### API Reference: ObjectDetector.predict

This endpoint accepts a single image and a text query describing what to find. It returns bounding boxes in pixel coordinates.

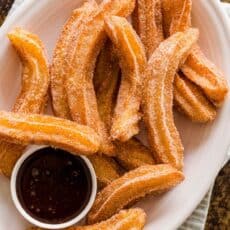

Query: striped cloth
[7,0,230,229]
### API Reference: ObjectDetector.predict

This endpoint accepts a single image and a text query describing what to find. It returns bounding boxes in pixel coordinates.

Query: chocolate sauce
[16,147,92,224]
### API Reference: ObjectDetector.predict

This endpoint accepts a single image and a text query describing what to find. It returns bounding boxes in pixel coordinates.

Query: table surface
[0,1,229,229]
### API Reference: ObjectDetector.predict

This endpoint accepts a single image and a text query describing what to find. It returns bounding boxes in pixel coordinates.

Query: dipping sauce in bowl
[11,146,97,229]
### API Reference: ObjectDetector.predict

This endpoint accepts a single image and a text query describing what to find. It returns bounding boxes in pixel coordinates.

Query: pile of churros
[0,0,228,229]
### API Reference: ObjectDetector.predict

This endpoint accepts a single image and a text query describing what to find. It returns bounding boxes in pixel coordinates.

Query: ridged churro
[65,0,135,155]
[181,46,229,107]
[105,16,147,142]
[91,41,123,189]
[88,155,123,189]
[132,0,164,58]
[87,164,184,224]
[143,29,199,170]
[162,0,228,106]
[115,138,155,170]
[174,73,216,122]
[94,42,154,176]
[0,28,50,177]
[0,111,100,156]
[50,1,97,119]
[29,208,146,230]
[133,0,216,123]
[162,0,192,36]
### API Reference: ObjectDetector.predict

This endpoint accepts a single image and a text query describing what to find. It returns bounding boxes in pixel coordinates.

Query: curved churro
[94,42,154,175]
[65,0,135,154]
[181,47,229,107]
[143,29,199,170]
[162,0,228,106]
[132,0,164,59]
[29,208,146,230]
[50,0,97,119]
[87,164,184,224]
[0,111,100,156]
[104,16,147,142]
[88,155,123,189]
[115,138,155,170]
[0,28,50,177]
[132,0,215,123]
[174,73,216,122]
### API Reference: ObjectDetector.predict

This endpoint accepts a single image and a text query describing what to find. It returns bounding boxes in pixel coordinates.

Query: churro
[29,208,146,230]
[88,155,123,189]
[65,0,135,154]
[104,16,147,142]
[162,0,228,106]
[87,164,184,224]
[0,111,100,156]
[0,28,50,177]
[143,29,199,170]
[181,47,229,107]
[115,138,155,170]
[162,0,192,36]
[133,0,216,123]
[94,41,154,175]
[174,73,216,122]
[50,0,97,119]
[132,0,164,59]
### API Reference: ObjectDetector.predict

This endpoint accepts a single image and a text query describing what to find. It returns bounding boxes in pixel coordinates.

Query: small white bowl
[10,145,97,230]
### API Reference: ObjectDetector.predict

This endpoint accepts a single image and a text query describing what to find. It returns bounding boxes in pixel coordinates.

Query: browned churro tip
[0,111,100,156]
[143,29,199,171]
[87,164,184,224]
[104,15,147,142]
[0,28,50,178]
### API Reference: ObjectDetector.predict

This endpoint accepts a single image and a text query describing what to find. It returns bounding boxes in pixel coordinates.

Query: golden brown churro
[133,0,216,123]
[91,41,123,188]
[104,16,147,142]
[0,111,100,156]
[143,29,199,170]
[0,28,50,177]
[162,0,192,36]
[50,0,97,119]
[132,0,164,58]
[65,0,135,155]
[94,42,154,178]
[174,73,216,122]
[29,208,146,230]
[115,138,155,170]
[87,164,184,224]
[88,155,123,189]
[181,46,229,107]
[162,0,228,106]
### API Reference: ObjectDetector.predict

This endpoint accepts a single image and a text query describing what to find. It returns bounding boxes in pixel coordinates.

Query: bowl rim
[10,145,97,229]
